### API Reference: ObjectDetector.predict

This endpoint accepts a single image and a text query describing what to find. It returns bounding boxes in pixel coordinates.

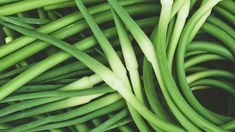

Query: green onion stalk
[0,0,234,131]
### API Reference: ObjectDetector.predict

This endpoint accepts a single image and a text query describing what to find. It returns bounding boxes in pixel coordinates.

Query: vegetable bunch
[0,0,234,131]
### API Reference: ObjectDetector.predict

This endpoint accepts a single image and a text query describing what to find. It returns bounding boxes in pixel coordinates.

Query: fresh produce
[0,0,234,131]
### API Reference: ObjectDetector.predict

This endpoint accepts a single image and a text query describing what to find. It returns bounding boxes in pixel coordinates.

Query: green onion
[0,0,234,131]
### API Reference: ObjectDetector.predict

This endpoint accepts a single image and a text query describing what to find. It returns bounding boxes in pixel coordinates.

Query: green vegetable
[0,0,234,131]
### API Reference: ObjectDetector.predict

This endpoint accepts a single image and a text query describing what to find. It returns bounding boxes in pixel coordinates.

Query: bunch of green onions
[0,0,234,131]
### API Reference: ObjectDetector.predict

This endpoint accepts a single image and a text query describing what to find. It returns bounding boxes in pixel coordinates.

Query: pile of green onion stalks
[0,0,234,131]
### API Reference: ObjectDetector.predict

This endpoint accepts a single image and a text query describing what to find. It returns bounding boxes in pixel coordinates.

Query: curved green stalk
[190,79,235,96]
[108,0,200,131]
[0,18,184,132]
[6,94,123,132]
[167,0,190,69]
[91,109,128,132]
[156,0,227,131]
[0,1,156,59]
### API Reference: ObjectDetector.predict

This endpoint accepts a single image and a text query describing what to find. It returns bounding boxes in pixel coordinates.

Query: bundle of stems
[0,0,234,131]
